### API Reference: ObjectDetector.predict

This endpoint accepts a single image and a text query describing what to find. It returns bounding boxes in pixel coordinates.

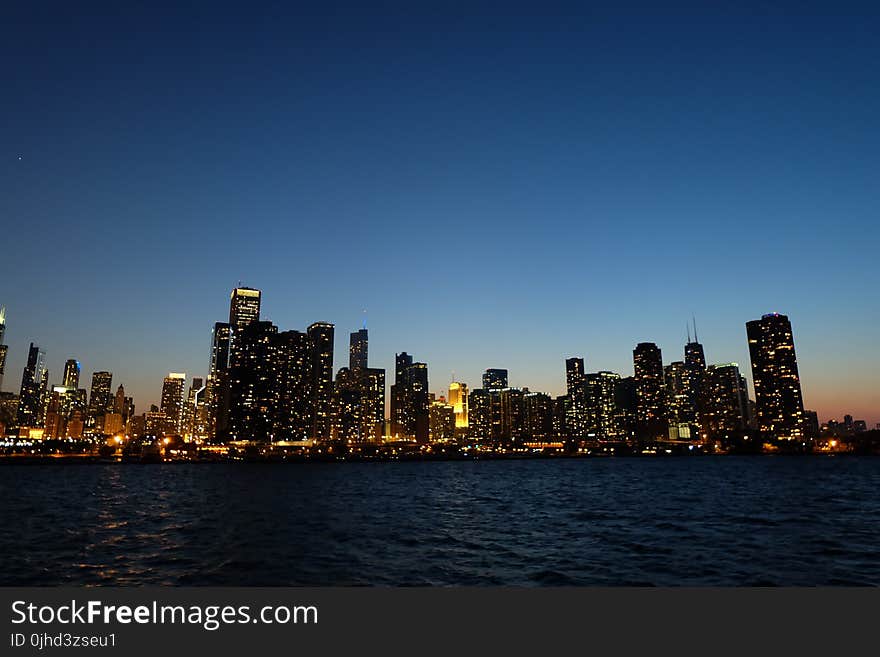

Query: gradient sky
[1,2,878,426]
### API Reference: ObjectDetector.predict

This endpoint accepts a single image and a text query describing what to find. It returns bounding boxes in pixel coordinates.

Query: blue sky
[1,2,878,424]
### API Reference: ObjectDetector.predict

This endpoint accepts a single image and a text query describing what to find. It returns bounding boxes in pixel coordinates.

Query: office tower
[183,377,205,438]
[746,313,806,440]
[207,321,232,441]
[113,385,126,416]
[349,328,368,371]
[467,388,491,441]
[614,376,638,441]
[684,324,707,432]
[448,381,469,428]
[160,373,187,436]
[633,342,667,440]
[429,396,456,442]
[390,353,429,442]
[583,371,623,439]
[0,306,7,391]
[227,321,278,442]
[273,329,313,441]
[17,343,46,428]
[62,359,80,389]
[499,388,525,445]
[702,363,750,444]
[333,367,361,441]
[482,368,508,391]
[358,367,386,441]
[803,410,819,439]
[308,322,335,440]
[229,287,261,330]
[523,391,554,442]
[664,361,697,440]
[87,371,113,426]
[565,358,585,395]
[552,395,569,440]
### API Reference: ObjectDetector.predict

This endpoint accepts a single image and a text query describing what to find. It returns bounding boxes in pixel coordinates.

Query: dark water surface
[2,457,879,586]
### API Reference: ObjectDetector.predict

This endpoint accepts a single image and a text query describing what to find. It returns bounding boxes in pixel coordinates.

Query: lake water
[2,456,879,585]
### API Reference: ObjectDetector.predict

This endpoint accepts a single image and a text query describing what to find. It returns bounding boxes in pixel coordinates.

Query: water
[2,456,879,586]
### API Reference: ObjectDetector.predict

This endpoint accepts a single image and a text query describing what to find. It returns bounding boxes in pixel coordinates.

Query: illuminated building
[746,313,806,441]
[103,412,123,436]
[145,410,167,436]
[391,353,429,442]
[62,359,80,389]
[228,321,278,441]
[87,371,113,427]
[583,371,623,439]
[308,322,335,441]
[332,367,360,441]
[429,395,455,442]
[160,373,187,435]
[633,342,667,441]
[229,287,261,331]
[565,358,587,439]
[523,391,554,442]
[207,321,232,441]
[702,363,750,444]
[273,329,313,441]
[448,381,468,428]
[17,343,46,428]
[358,367,386,440]
[664,361,697,441]
[349,328,368,371]
[113,384,126,416]
[183,377,206,438]
[467,388,491,441]
[552,395,569,440]
[0,306,7,391]
[482,368,508,391]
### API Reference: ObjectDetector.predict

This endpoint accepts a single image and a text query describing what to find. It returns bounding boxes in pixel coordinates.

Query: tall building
[308,322,335,440]
[229,287,261,331]
[482,369,508,391]
[684,324,707,435]
[702,363,750,444]
[0,306,7,392]
[633,343,666,441]
[664,361,697,440]
[583,371,623,439]
[228,321,278,441]
[565,358,585,395]
[17,343,46,428]
[390,353,429,442]
[428,395,456,442]
[523,391,554,442]
[273,329,313,441]
[207,321,232,441]
[87,371,113,427]
[62,359,80,389]
[448,381,469,428]
[358,367,386,441]
[160,373,187,435]
[746,313,806,441]
[349,328,368,371]
[565,358,587,439]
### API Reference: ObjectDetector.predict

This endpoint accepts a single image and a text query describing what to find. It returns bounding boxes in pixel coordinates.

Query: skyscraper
[482,369,508,391]
[390,353,429,442]
[87,371,113,427]
[0,306,8,392]
[349,328,368,371]
[308,322,335,440]
[62,359,80,389]
[583,371,623,439]
[448,381,469,428]
[274,329,313,441]
[565,358,587,440]
[664,360,696,440]
[160,373,187,436]
[17,343,45,428]
[565,358,585,395]
[227,321,278,442]
[633,342,667,441]
[702,363,750,444]
[207,321,232,441]
[746,313,806,441]
[229,287,261,331]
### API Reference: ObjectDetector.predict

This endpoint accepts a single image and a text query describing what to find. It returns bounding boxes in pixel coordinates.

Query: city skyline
[0,295,875,431]
[1,4,878,426]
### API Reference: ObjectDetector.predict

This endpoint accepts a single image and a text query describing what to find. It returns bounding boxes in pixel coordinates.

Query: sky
[1,2,878,426]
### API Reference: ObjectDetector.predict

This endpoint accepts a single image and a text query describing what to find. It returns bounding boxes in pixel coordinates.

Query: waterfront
[1,456,879,586]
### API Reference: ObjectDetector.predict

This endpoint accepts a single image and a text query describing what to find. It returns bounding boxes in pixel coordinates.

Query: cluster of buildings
[0,293,874,452]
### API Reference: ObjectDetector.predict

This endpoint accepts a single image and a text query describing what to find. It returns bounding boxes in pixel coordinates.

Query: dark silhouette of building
[702,363,750,445]
[17,343,46,428]
[391,352,429,442]
[633,342,667,440]
[62,359,80,389]
[349,328,368,371]
[482,368,509,391]
[87,370,113,428]
[308,322,335,440]
[746,313,805,441]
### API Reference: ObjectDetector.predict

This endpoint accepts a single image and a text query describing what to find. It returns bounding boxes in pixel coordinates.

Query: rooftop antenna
[686,322,691,344]
[362,308,367,330]
[693,316,699,343]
